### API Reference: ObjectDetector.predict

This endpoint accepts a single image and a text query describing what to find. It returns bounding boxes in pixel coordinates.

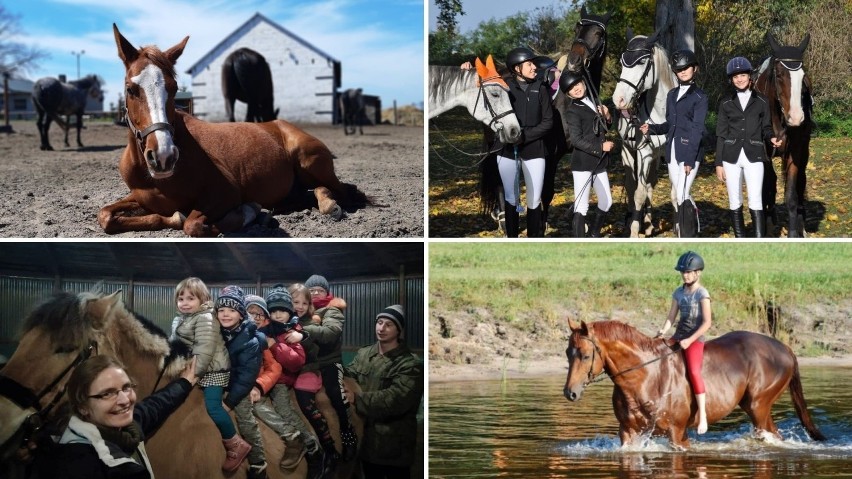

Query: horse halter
[474,75,515,132]
[124,106,176,153]
[0,341,97,449]
[572,334,681,386]
[571,335,607,385]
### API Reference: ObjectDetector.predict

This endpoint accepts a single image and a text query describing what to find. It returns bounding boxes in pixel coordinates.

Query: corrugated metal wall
[0,275,424,359]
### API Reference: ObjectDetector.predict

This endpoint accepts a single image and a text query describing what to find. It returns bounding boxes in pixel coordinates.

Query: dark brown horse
[563,320,825,448]
[480,7,610,235]
[222,47,278,122]
[339,88,365,135]
[754,33,813,237]
[0,288,362,478]
[98,25,370,237]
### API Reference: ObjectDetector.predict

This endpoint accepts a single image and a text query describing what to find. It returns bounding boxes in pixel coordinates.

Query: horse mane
[652,44,676,92]
[429,66,475,105]
[590,320,660,352]
[22,292,92,350]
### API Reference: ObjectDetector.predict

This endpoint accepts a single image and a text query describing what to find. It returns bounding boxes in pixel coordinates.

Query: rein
[576,335,680,385]
[124,106,175,153]
[616,48,657,151]
[473,75,515,131]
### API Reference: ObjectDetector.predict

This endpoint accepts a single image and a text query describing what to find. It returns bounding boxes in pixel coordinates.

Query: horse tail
[788,357,826,441]
[478,125,501,215]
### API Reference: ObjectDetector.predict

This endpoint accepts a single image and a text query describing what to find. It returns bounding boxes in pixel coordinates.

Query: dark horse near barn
[31,74,103,150]
[564,320,826,448]
[479,6,610,236]
[754,33,813,237]
[98,24,371,237]
[222,47,278,122]
[340,88,366,135]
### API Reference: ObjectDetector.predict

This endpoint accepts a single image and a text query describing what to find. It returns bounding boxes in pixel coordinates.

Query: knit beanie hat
[376,304,405,339]
[216,285,246,319]
[265,284,294,313]
[244,294,270,318]
[305,274,330,292]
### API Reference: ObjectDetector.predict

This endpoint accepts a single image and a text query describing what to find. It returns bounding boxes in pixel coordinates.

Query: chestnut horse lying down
[99,25,371,237]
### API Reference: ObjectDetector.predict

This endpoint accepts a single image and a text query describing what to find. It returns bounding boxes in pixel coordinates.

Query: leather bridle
[473,75,515,133]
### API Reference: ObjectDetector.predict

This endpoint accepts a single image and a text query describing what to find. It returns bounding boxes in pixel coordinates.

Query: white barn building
[186,13,341,123]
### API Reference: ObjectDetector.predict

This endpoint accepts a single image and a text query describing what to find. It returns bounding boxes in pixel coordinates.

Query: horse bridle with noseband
[573,18,608,68]
[617,46,657,151]
[473,75,516,133]
[124,106,175,154]
[0,341,97,450]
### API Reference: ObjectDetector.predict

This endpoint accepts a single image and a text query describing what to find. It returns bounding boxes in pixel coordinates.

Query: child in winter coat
[216,286,264,476]
[303,274,358,460]
[170,278,249,472]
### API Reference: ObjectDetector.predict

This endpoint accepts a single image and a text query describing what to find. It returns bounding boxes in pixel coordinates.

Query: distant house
[0,77,35,119]
[185,12,342,124]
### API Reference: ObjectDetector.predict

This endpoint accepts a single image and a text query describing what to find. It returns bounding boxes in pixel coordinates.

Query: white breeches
[723,157,764,210]
[572,171,612,215]
[497,155,545,209]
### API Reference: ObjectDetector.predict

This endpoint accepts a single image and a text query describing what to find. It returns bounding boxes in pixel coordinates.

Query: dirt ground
[0,120,423,238]
[429,302,852,383]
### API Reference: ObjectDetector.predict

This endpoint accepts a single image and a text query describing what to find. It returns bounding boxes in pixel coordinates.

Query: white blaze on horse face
[130,64,179,176]
[786,68,805,126]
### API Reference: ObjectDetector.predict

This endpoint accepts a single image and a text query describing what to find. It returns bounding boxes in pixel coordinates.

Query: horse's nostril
[145,150,157,168]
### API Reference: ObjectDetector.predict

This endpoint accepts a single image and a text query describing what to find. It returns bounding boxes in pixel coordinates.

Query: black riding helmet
[559,69,585,93]
[675,251,705,272]
[671,49,698,72]
[505,47,554,72]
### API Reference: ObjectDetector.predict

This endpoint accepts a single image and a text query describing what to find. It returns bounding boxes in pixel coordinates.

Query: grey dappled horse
[32,75,103,150]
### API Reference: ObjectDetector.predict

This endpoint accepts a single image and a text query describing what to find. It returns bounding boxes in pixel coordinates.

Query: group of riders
[474,44,780,239]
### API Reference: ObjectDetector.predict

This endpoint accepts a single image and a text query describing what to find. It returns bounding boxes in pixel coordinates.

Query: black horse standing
[221,47,278,122]
[339,88,365,135]
[32,75,103,150]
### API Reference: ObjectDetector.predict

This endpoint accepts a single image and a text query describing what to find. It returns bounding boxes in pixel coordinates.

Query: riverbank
[429,352,852,383]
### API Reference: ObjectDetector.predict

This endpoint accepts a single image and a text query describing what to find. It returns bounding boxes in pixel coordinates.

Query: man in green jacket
[344,305,423,479]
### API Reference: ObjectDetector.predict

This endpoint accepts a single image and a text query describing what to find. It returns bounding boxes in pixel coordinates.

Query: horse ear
[568,317,581,332]
[646,27,662,46]
[164,36,190,66]
[580,5,587,18]
[766,32,782,55]
[798,33,810,53]
[113,23,139,67]
[579,320,590,336]
[81,290,123,330]
[626,27,634,42]
[602,12,612,24]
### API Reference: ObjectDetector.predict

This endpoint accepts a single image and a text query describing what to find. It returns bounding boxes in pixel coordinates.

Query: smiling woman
[30,355,198,479]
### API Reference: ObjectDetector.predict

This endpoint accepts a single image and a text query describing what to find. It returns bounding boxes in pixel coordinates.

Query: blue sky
[428,0,558,34]
[8,0,424,108]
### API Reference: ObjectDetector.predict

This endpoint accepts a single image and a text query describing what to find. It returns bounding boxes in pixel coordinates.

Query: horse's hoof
[330,204,344,221]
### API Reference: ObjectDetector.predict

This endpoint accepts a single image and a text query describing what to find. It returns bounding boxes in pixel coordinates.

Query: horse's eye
[583,355,591,361]
[126,85,138,97]
[54,344,77,354]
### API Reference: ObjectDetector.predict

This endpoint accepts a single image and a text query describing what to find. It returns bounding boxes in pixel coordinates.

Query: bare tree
[0,5,47,76]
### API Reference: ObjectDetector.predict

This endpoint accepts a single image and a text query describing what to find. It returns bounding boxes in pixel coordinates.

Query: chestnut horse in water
[563,320,825,448]
[0,289,361,478]
[99,25,370,236]
[754,33,813,237]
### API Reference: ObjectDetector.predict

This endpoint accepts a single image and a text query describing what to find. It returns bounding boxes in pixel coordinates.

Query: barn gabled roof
[185,12,339,76]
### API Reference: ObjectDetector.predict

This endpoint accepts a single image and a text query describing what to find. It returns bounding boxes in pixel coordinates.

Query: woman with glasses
[34,355,197,479]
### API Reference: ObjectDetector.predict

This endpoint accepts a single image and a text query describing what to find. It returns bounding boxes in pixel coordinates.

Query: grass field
[430,242,852,340]
[428,108,852,238]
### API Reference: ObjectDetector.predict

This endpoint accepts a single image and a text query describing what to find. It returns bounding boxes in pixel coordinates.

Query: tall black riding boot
[750,209,766,238]
[589,208,607,238]
[540,203,549,236]
[526,206,542,238]
[504,201,520,238]
[730,207,746,238]
[572,212,586,238]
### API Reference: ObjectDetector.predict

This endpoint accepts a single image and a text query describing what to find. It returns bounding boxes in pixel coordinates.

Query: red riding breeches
[682,341,706,394]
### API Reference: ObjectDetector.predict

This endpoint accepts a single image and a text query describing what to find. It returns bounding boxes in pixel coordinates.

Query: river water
[429,365,852,478]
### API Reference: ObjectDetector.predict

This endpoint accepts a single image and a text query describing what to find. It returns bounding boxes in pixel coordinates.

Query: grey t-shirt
[671,285,710,342]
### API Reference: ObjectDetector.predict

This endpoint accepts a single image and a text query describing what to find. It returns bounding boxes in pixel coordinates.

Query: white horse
[611,30,676,237]
[428,55,521,144]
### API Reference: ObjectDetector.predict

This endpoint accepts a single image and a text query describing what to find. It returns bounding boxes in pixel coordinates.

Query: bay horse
[32,74,103,150]
[754,33,813,238]
[222,47,279,122]
[99,25,371,236]
[339,88,365,135]
[480,8,611,236]
[612,29,676,237]
[428,55,521,145]
[0,287,362,479]
[563,319,826,449]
